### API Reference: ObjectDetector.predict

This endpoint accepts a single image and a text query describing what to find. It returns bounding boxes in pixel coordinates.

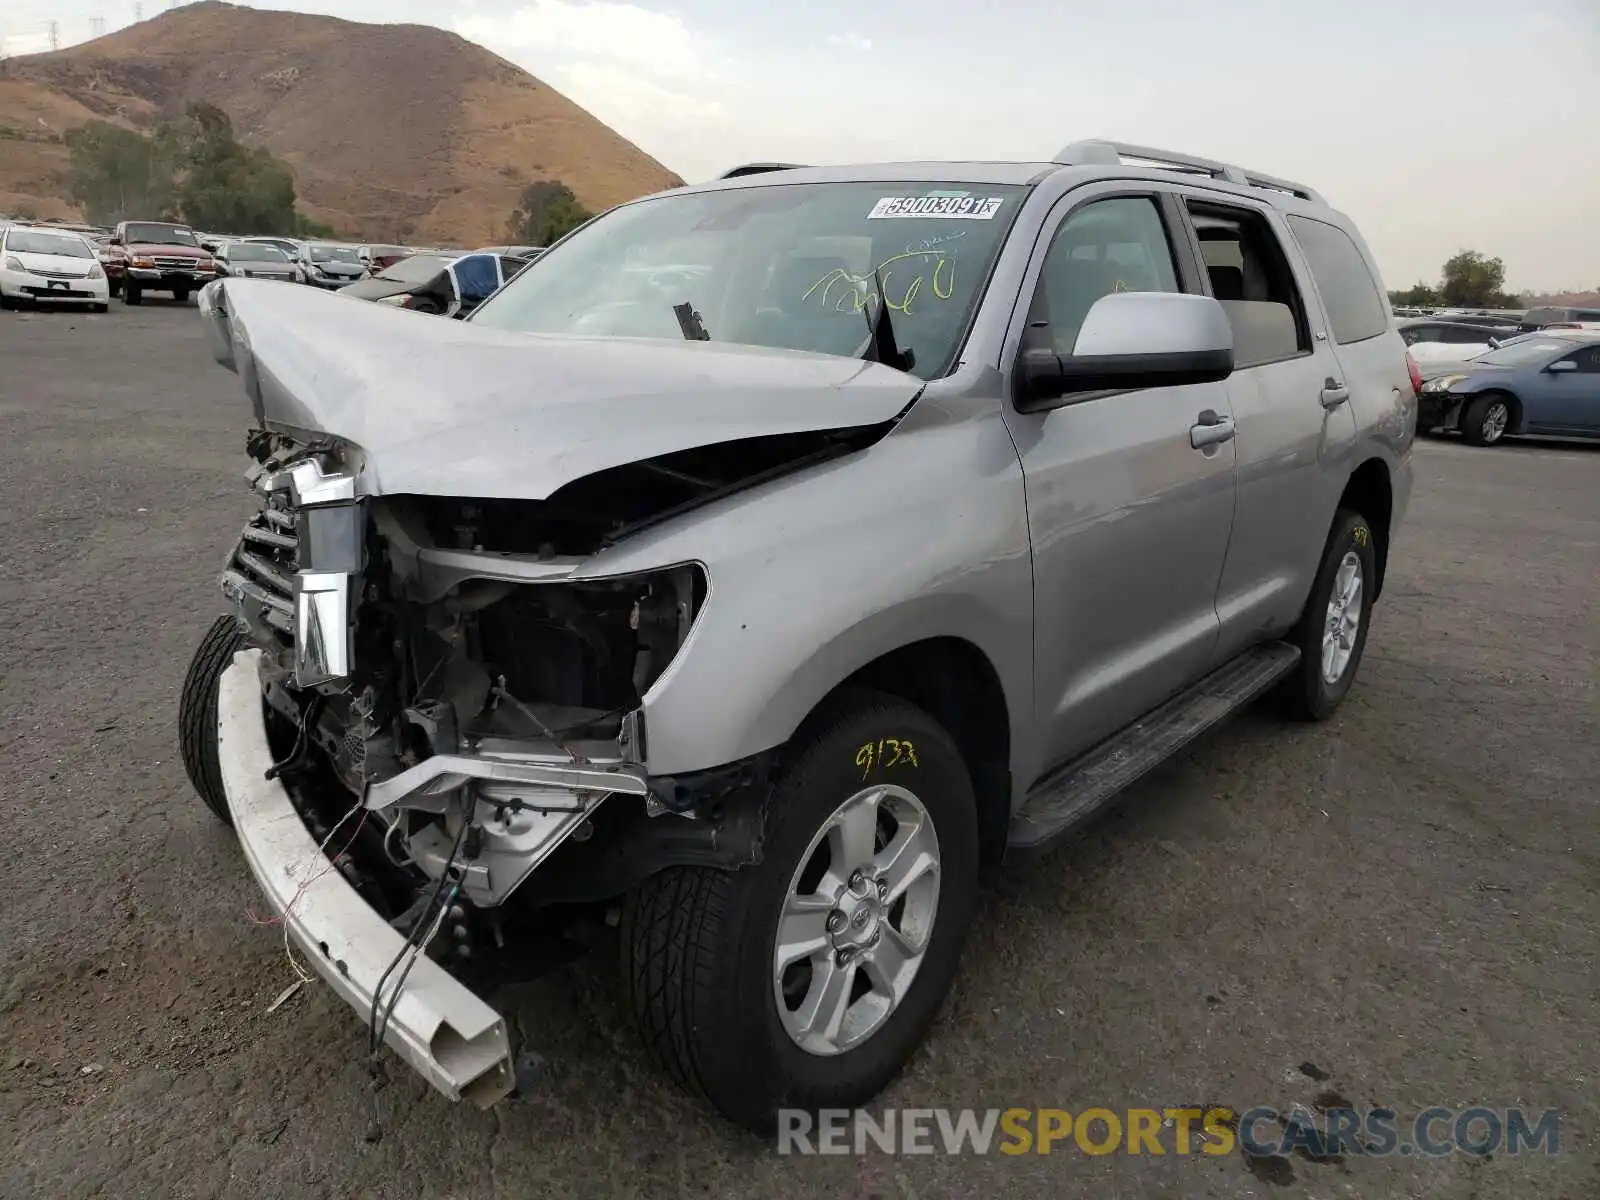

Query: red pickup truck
[106,220,217,305]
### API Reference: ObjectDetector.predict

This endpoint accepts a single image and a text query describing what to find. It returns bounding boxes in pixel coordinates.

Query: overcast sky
[7,0,1597,290]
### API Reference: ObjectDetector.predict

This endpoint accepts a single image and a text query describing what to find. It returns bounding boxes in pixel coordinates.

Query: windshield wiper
[673,300,710,341]
[861,268,915,372]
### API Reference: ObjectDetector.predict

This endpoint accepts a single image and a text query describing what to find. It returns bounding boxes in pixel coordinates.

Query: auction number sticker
[868,195,1005,220]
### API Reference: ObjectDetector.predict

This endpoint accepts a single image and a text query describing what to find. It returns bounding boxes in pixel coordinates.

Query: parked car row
[0,215,546,314]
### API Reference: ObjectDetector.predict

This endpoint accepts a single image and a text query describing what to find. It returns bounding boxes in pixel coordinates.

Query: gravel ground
[1,301,1596,1200]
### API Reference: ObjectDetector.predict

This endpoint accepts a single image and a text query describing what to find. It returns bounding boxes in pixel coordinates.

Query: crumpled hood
[199,278,923,500]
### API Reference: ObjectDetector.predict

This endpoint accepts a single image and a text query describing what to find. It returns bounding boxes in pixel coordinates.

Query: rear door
[1000,184,1239,769]
[1164,193,1360,657]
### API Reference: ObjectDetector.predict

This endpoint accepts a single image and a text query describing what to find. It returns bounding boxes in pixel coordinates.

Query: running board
[1008,641,1301,853]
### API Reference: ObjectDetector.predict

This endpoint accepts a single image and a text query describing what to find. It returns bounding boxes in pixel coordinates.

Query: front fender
[581,408,1034,781]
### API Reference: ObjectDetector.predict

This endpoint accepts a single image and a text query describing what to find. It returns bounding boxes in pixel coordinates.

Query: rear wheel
[1276,509,1377,721]
[621,690,979,1132]
[178,616,247,825]
[1461,393,1512,446]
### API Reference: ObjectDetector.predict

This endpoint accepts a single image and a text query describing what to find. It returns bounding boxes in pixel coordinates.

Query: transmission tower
[48,19,59,49]
[91,16,107,37]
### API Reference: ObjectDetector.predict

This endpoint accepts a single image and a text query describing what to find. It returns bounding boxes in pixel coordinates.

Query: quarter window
[1031,197,1181,356]
[1286,215,1389,345]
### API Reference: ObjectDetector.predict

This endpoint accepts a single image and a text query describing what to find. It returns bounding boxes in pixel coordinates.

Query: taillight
[1406,350,1422,396]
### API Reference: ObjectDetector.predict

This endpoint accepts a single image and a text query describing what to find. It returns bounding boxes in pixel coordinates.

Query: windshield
[376,254,452,284]
[124,223,198,246]
[472,181,1028,379]
[228,244,288,262]
[7,230,93,258]
[1472,338,1573,367]
[310,244,361,263]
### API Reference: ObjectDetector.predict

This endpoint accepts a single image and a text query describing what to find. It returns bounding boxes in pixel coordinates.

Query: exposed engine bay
[222,430,743,924]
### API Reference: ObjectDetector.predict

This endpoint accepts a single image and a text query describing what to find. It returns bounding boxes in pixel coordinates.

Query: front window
[6,230,93,258]
[124,223,198,246]
[310,245,361,263]
[228,244,289,262]
[471,181,1029,379]
[1472,338,1573,367]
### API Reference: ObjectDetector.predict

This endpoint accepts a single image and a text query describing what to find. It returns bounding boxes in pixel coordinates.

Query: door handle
[1320,378,1351,409]
[1190,409,1235,448]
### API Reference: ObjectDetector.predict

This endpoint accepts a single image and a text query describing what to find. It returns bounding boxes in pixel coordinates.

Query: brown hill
[0,0,684,241]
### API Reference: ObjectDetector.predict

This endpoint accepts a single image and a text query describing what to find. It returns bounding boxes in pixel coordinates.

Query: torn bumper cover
[216,648,515,1108]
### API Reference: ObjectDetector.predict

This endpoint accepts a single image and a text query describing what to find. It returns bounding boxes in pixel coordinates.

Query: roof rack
[1051,139,1323,204]
[717,162,810,179]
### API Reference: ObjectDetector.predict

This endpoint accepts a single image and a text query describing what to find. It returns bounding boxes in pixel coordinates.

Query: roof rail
[1051,139,1323,204]
[717,162,810,179]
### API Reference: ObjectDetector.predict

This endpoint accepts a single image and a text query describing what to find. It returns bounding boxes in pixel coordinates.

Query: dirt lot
[1,301,1595,1200]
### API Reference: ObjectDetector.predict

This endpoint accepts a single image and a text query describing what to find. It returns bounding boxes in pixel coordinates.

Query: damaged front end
[214,432,770,1108]
[222,426,745,898]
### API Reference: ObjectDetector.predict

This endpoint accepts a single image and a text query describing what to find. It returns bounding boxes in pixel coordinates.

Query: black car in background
[214,242,304,282]
[337,251,530,316]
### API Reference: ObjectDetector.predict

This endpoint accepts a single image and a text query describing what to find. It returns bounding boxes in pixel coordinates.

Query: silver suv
[182,140,1415,1132]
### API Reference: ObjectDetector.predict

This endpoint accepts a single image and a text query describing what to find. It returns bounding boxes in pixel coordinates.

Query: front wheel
[124,284,142,306]
[1460,393,1512,446]
[1277,509,1377,721]
[178,616,247,824]
[621,691,979,1132]
[173,286,190,305]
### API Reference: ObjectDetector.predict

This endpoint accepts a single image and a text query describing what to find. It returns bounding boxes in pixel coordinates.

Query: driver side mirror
[1547,359,1577,373]
[1015,291,1236,411]
[109,236,122,246]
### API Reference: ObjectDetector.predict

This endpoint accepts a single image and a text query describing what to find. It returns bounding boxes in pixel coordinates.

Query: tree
[507,180,593,245]
[1389,282,1440,307]
[171,102,299,234]
[61,119,180,225]
[1440,250,1507,308]
[57,103,309,234]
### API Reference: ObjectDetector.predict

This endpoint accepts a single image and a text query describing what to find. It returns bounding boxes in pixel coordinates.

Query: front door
[1525,345,1600,434]
[1001,187,1239,776]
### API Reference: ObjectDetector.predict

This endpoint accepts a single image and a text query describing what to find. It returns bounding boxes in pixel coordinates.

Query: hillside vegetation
[0,1,682,241]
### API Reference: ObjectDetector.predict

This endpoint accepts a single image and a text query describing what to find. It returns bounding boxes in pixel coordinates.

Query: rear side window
[1286,215,1388,345]
[1186,200,1310,368]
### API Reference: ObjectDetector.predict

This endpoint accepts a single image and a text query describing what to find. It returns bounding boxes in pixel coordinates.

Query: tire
[173,287,190,305]
[0,295,13,311]
[1276,509,1377,721]
[411,298,443,315]
[179,615,248,825]
[620,690,980,1132]
[108,281,122,298]
[124,284,142,306]
[1460,392,1513,446]
[91,303,109,314]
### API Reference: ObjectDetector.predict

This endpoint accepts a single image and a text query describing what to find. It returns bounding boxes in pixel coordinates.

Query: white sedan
[0,226,111,311]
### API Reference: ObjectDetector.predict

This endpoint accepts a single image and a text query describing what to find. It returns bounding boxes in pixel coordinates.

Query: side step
[1008,641,1301,853]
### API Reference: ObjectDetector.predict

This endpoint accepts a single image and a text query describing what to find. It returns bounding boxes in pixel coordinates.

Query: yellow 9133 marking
[855,738,920,780]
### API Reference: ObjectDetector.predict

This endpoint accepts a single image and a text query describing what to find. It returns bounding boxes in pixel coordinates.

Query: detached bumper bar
[216,649,515,1107]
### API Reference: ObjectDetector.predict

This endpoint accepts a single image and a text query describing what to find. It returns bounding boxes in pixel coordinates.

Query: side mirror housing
[109,235,123,246]
[1014,291,1236,412]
